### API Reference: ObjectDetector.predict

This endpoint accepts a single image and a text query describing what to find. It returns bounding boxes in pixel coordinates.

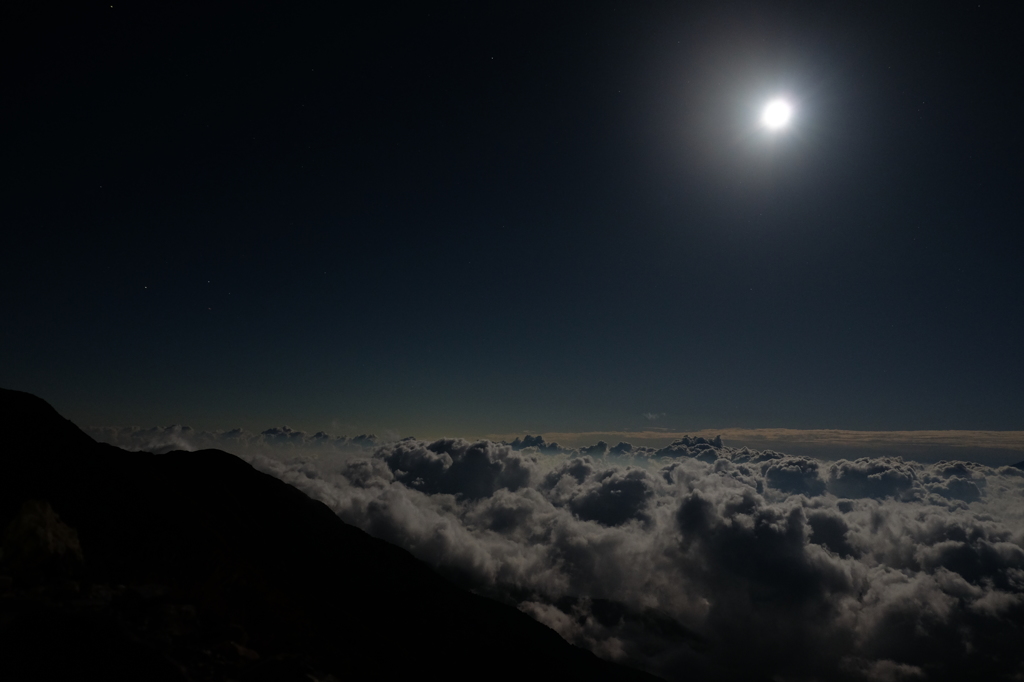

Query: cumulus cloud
[535,456,664,530]
[506,434,571,454]
[378,438,537,499]
[91,424,1024,681]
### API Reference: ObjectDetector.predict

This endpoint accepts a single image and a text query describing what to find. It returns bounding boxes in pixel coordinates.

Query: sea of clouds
[91,425,1024,682]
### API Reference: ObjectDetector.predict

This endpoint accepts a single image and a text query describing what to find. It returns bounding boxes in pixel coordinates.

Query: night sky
[4,1,1023,439]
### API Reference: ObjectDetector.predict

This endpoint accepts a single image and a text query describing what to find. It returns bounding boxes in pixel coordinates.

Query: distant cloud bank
[90,427,1024,681]
[489,429,1024,466]
[86,424,378,456]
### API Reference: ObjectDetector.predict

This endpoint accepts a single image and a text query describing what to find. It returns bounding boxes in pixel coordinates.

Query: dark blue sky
[3,1,1022,436]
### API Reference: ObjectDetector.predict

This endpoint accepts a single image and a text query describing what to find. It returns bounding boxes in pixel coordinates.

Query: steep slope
[0,388,661,681]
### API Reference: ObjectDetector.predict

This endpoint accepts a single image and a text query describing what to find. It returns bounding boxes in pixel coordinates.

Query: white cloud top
[92,427,1024,681]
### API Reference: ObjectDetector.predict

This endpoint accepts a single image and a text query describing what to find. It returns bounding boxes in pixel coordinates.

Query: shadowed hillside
[0,388,661,681]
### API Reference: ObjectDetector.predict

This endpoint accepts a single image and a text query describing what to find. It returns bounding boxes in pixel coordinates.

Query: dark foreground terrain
[0,388,660,681]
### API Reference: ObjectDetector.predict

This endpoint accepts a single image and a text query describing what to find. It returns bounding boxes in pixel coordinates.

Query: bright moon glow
[761,99,793,130]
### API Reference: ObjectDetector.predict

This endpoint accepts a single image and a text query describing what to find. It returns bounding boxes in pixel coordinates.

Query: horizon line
[482,428,1024,451]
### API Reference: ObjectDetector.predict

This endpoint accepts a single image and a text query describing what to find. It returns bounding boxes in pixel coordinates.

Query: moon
[761,99,793,130]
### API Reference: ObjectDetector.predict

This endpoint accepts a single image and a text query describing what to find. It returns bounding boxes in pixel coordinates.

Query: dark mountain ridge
[0,388,660,681]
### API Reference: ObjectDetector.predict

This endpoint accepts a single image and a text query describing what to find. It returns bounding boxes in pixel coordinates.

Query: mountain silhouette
[0,388,661,681]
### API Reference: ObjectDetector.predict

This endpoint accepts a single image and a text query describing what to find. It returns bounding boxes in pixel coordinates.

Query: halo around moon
[760,99,793,130]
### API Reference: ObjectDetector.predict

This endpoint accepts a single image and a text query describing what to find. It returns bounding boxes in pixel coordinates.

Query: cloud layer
[86,424,378,456]
[94,428,1024,681]
[488,429,1024,466]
